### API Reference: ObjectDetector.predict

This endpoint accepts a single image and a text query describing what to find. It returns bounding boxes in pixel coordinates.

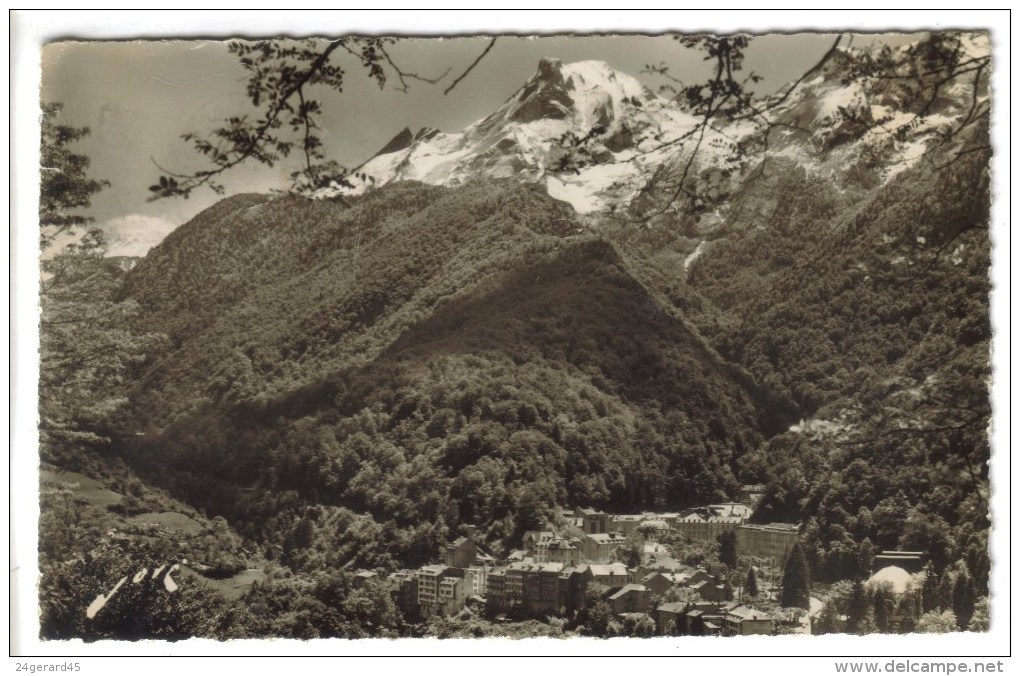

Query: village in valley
[354,485,925,637]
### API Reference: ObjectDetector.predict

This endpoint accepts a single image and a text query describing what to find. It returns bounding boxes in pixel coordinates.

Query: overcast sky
[41,32,918,256]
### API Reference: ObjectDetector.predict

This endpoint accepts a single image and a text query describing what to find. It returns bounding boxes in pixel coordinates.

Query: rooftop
[657,602,688,613]
[586,532,628,543]
[523,530,555,543]
[868,565,913,594]
[507,561,566,573]
[739,522,800,532]
[547,539,577,550]
[608,584,647,600]
[643,556,685,571]
[726,604,773,622]
[588,562,629,576]
[677,514,743,524]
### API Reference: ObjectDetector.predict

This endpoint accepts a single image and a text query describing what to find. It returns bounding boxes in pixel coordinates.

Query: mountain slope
[122,180,577,424]
[118,179,770,567]
[680,117,992,583]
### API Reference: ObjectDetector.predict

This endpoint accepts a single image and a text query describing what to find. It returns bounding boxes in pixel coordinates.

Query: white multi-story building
[416,564,448,607]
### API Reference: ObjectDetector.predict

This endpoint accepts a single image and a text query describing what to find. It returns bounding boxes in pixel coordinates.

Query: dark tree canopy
[846,577,871,634]
[781,542,811,610]
[745,566,759,598]
[718,529,737,569]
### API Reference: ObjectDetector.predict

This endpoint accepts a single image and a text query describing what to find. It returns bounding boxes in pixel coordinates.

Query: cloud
[100,214,179,257]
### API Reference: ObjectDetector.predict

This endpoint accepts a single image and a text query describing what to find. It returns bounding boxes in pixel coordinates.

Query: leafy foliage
[39,537,226,641]
[915,609,958,634]
[39,103,110,246]
[149,38,492,199]
[40,232,167,456]
[744,566,759,598]
[38,104,168,457]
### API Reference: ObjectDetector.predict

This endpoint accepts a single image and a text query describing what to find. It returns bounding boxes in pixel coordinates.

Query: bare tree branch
[445,37,497,96]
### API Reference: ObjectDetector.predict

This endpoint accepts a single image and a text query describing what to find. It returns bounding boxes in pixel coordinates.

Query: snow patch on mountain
[816,81,867,119]
[684,240,707,273]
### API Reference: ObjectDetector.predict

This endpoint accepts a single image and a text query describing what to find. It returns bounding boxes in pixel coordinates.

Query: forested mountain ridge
[683,118,992,585]
[120,181,576,424]
[116,179,775,569]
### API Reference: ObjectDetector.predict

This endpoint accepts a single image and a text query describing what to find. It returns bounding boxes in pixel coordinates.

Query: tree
[781,542,811,610]
[40,102,109,247]
[915,609,958,634]
[745,566,759,598]
[148,37,496,200]
[718,529,737,569]
[510,490,546,547]
[614,533,643,568]
[857,537,876,578]
[846,577,872,634]
[920,561,941,613]
[339,581,402,638]
[39,232,167,456]
[39,539,227,640]
[577,582,611,638]
[642,31,991,216]
[38,104,167,459]
[621,612,656,637]
[661,584,699,608]
[967,596,989,632]
[951,565,977,630]
[871,581,897,633]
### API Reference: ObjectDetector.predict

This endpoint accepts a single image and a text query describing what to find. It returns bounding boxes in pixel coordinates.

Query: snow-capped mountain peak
[319,38,990,215]
[321,57,700,213]
[486,58,654,130]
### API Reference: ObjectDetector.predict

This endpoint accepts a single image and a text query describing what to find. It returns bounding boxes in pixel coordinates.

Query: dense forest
[114,179,770,569]
[685,122,992,588]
